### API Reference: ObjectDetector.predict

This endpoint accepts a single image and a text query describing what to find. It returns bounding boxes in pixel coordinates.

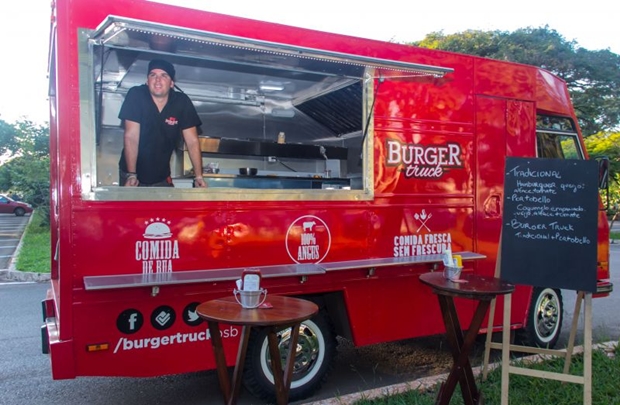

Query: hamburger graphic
[143,220,173,239]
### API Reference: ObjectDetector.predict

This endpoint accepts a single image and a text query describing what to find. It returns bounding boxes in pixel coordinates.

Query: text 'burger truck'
[42,0,613,402]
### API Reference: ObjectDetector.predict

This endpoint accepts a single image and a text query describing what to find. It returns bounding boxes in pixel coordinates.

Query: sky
[1,0,619,125]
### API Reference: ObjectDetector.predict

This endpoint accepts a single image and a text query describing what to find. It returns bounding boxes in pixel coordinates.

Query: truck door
[475,96,535,278]
[475,96,535,326]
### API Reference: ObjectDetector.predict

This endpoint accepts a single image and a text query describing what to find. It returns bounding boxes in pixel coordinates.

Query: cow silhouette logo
[303,220,316,232]
[285,215,331,264]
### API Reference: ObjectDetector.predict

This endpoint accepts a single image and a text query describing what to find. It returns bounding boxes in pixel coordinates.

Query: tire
[518,287,563,348]
[243,310,336,403]
[14,207,25,217]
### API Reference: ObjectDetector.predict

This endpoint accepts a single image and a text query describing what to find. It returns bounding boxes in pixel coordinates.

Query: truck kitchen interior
[86,18,448,200]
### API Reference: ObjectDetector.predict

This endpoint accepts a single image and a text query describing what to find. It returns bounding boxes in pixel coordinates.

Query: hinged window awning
[90,16,453,80]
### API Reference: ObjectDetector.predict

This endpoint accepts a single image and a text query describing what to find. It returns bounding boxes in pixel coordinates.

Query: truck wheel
[519,287,563,348]
[243,311,336,402]
[14,207,25,216]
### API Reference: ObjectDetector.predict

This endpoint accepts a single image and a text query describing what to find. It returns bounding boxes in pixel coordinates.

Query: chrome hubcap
[536,291,559,341]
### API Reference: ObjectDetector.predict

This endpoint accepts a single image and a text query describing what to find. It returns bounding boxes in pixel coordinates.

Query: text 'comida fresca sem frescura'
[393,233,452,257]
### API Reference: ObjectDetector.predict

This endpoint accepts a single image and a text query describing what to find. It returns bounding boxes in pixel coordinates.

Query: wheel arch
[295,291,352,341]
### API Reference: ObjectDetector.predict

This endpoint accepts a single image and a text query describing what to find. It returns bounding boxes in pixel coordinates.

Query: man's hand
[194,177,207,188]
[182,126,206,188]
[125,174,139,187]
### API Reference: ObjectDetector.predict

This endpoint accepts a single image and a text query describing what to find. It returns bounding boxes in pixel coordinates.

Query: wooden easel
[482,257,593,404]
[482,157,597,404]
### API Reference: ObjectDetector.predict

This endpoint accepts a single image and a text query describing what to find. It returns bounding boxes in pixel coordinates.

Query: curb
[0,268,51,282]
[302,341,618,405]
[0,213,51,283]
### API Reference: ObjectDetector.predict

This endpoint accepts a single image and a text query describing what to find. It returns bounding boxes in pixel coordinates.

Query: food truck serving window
[79,17,452,201]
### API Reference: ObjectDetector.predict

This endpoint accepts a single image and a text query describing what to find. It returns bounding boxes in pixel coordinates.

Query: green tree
[0,119,21,155]
[583,132,620,221]
[0,119,50,213]
[414,27,620,135]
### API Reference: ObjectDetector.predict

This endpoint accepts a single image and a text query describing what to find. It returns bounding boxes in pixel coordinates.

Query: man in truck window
[118,59,207,188]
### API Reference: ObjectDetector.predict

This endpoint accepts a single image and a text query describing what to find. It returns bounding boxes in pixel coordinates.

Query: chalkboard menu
[500,157,598,292]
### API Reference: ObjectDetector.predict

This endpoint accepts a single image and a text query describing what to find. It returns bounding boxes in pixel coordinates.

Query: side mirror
[597,156,610,211]
[598,157,609,190]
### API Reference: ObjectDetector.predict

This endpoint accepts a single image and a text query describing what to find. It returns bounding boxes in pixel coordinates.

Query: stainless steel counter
[173,174,351,189]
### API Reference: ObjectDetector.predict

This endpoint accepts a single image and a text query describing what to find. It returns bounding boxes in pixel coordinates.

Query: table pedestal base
[435,295,489,405]
[419,273,513,405]
[208,321,302,405]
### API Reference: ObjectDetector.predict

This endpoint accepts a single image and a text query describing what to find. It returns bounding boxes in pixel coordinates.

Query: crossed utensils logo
[414,210,432,232]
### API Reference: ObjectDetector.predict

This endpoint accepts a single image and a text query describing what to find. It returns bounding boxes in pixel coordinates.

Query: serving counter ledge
[83,264,325,291]
[83,252,485,291]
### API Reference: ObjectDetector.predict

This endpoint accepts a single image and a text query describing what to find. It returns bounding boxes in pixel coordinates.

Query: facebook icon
[117,309,144,334]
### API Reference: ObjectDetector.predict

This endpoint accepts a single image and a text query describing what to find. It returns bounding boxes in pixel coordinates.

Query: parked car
[0,194,33,216]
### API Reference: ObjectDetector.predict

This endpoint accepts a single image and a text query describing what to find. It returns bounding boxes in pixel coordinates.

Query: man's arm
[182,126,207,188]
[123,120,140,187]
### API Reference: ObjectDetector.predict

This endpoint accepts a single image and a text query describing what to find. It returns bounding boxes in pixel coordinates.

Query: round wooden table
[419,272,515,405]
[196,295,318,405]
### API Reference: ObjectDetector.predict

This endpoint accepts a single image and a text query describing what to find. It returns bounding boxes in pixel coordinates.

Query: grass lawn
[15,210,51,273]
[355,347,620,405]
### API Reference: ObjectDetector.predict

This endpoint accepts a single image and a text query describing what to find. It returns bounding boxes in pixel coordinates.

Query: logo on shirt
[165,117,179,126]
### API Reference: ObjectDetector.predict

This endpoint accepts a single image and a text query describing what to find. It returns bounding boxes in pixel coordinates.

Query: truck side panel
[44,0,610,389]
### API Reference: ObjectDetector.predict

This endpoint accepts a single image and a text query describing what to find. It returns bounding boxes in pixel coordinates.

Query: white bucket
[443,266,463,281]
[233,288,268,308]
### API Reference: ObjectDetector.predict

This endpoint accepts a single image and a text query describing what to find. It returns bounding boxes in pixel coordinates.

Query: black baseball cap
[148,59,175,80]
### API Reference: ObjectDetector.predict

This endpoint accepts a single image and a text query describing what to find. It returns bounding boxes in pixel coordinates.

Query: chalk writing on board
[507,165,562,179]
[501,157,598,292]
[504,164,591,246]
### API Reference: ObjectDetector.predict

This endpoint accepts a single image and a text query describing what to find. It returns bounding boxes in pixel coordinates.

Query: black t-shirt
[118,85,202,184]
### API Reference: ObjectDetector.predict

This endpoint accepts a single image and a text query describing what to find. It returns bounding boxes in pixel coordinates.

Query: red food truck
[42,0,613,401]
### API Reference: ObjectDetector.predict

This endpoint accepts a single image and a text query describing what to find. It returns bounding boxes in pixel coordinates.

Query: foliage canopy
[583,132,620,217]
[0,118,50,209]
[414,26,620,135]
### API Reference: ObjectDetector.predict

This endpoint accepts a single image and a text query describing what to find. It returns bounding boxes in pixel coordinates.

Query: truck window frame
[77,17,451,202]
[535,115,584,160]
